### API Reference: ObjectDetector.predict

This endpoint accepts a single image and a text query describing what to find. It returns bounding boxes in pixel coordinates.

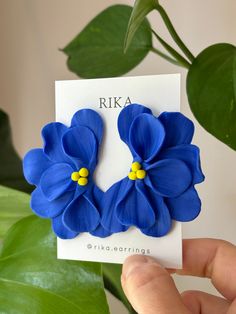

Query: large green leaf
[0,185,31,241]
[102,263,136,314]
[63,5,152,78]
[0,109,32,193]
[0,216,110,314]
[187,43,236,150]
[124,0,157,52]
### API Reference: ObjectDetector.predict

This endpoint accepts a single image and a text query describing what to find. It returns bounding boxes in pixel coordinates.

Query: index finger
[175,238,236,301]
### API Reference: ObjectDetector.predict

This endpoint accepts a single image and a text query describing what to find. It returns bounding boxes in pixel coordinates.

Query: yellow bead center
[71,167,89,186]
[78,177,88,186]
[79,167,89,177]
[128,162,146,181]
[131,161,141,172]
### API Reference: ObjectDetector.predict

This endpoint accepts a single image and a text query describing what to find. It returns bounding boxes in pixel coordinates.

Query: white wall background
[0,1,236,313]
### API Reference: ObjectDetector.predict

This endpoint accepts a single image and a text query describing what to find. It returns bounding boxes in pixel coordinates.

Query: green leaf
[124,0,158,52]
[187,43,236,150]
[0,185,31,241]
[0,216,110,314]
[63,5,152,78]
[102,264,136,314]
[0,109,32,193]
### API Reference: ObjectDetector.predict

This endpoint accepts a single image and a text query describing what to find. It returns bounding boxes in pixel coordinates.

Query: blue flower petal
[146,159,192,198]
[118,104,152,145]
[31,186,74,218]
[158,112,194,148]
[23,148,53,185]
[52,213,78,239]
[90,223,112,238]
[89,186,112,238]
[40,163,75,201]
[63,191,100,232]
[159,144,205,184]
[166,186,201,222]
[71,109,103,145]
[42,122,72,164]
[116,180,156,229]
[141,193,172,237]
[62,125,97,170]
[129,113,165,162]
[92,185,103,201]
[101,179,131,233]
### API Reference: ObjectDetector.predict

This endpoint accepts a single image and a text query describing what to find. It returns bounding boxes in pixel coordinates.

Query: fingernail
[122,255,161,281]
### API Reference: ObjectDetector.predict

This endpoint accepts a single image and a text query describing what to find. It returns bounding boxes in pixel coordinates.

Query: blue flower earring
[23,109,111,239]
[23,104,204,239]
[101,104,205,237]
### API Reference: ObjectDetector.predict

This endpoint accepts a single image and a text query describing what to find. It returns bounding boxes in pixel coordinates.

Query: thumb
[121,255,190,314]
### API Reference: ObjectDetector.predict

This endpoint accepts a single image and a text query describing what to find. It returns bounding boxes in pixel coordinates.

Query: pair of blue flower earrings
[23,104,204,239]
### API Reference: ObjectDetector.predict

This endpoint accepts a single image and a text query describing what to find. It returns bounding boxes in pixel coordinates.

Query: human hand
[121,239,236,314]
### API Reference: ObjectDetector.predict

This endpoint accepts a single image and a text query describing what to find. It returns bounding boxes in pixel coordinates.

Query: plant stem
[150,47,182,67]
[151,29,191,69]
[156,4,195,62]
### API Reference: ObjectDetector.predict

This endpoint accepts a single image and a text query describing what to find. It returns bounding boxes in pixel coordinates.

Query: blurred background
[0,0,236,313]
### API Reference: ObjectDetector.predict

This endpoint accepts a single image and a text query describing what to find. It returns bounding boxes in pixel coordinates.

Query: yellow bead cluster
[71,167,89,186]
[128,162,146,181]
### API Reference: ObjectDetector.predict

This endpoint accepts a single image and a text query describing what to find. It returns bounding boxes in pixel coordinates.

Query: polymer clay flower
[101,104,204,237]
[23,109,111,239]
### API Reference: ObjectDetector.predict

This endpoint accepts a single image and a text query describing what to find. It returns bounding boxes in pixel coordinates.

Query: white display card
[56,74,182,268]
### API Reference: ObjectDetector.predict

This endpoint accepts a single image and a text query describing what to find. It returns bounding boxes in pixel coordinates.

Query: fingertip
[124,254,157,266]
[122,255,163,282]
[121,254,190,314]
